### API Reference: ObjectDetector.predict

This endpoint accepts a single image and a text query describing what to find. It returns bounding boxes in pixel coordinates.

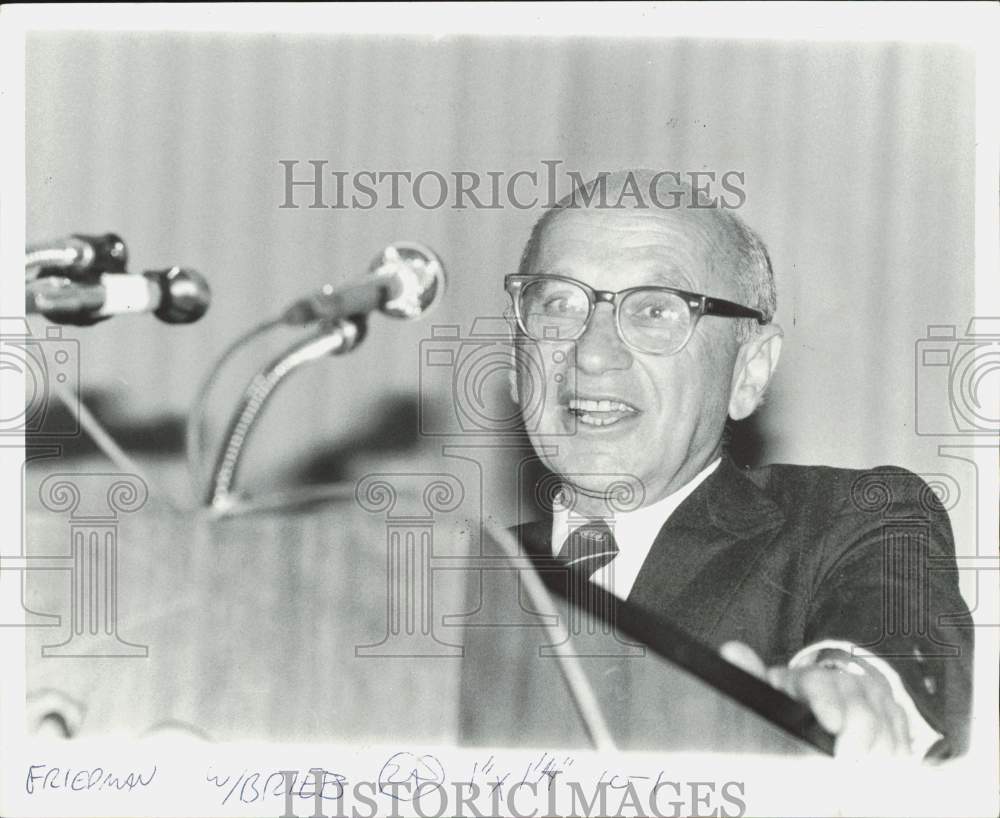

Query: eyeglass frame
[504,273,769,356]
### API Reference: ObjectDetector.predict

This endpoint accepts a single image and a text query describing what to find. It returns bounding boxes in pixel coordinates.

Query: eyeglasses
[505,274,767,356]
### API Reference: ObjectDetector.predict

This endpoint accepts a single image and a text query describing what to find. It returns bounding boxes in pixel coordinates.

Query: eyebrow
[646,268,689,287]
[535,267,696,291]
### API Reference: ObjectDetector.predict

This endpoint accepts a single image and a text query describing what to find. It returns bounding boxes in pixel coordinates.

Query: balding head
[517,169,776,343]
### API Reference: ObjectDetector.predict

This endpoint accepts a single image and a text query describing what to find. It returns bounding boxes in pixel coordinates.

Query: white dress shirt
[549,457,720,600]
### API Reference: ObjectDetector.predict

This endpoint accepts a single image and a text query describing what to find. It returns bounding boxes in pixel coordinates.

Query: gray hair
[516,169,777,344]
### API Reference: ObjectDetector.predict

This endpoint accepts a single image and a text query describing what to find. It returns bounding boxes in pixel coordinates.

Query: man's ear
[728,323,783,421]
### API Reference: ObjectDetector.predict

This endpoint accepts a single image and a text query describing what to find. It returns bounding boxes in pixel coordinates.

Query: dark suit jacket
[514,456,974,757]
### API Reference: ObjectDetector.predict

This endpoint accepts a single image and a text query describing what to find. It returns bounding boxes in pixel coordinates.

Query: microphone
[26,233,128,276]
[28,267,212,325]
[281,242,445,326]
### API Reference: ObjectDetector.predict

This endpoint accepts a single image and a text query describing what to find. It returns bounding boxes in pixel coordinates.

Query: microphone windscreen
[144,267,212,324]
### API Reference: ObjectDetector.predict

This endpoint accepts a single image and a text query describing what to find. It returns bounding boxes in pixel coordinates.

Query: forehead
[529,207,738,297]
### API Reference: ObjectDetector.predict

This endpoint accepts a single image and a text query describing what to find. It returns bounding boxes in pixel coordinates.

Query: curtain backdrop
[26,33,976,542]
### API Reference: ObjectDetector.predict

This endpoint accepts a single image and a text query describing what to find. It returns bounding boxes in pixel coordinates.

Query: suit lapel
[626,456,785,643]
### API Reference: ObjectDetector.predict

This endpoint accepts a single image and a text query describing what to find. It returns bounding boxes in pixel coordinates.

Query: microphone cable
[203,319,364,510]
[185,317,284,497]
[49,378,183,514]
[483,522,617,753]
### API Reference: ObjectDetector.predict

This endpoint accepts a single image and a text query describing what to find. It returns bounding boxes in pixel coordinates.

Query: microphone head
[72,233,128,274]
[369,242,445,319]
[145,267,212,324]
[32,232,128,281]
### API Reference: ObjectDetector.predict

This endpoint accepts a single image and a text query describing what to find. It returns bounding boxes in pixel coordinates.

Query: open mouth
[567,397,640,427]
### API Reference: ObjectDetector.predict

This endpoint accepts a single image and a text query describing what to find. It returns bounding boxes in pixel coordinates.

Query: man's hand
[720,641,911,756]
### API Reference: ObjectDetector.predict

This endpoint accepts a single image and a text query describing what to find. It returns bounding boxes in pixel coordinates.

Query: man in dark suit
[503,169,973,758]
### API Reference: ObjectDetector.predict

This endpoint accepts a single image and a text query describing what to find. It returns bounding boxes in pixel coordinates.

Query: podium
[20,458,818,754]
[22,462,467,743]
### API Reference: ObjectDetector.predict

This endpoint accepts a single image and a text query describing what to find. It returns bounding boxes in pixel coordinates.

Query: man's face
[516,207,743,508]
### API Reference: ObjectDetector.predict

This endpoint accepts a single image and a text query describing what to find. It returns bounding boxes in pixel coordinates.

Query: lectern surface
[21,457,812,754]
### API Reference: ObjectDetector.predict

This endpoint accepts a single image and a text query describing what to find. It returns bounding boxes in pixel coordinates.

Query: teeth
[577,413,619,426]
[567,397,639,427]
[567,398,637,413]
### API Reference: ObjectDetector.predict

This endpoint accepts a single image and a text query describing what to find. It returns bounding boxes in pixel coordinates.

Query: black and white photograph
[1,4,997,817]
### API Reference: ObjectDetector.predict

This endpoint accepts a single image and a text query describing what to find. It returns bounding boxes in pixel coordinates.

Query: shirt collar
[550,457,722,600]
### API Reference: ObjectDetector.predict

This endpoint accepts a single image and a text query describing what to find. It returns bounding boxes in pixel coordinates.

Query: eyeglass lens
[518,278,693,354]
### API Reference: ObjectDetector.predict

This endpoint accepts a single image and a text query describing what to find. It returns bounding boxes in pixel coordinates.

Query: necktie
[557,521,619,582]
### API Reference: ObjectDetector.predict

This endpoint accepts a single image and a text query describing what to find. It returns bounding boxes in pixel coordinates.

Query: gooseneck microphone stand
[203,317,365,511]
[190,242,446,515]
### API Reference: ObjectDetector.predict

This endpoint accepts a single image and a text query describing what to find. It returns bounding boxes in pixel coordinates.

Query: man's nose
[571,303,633,373]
